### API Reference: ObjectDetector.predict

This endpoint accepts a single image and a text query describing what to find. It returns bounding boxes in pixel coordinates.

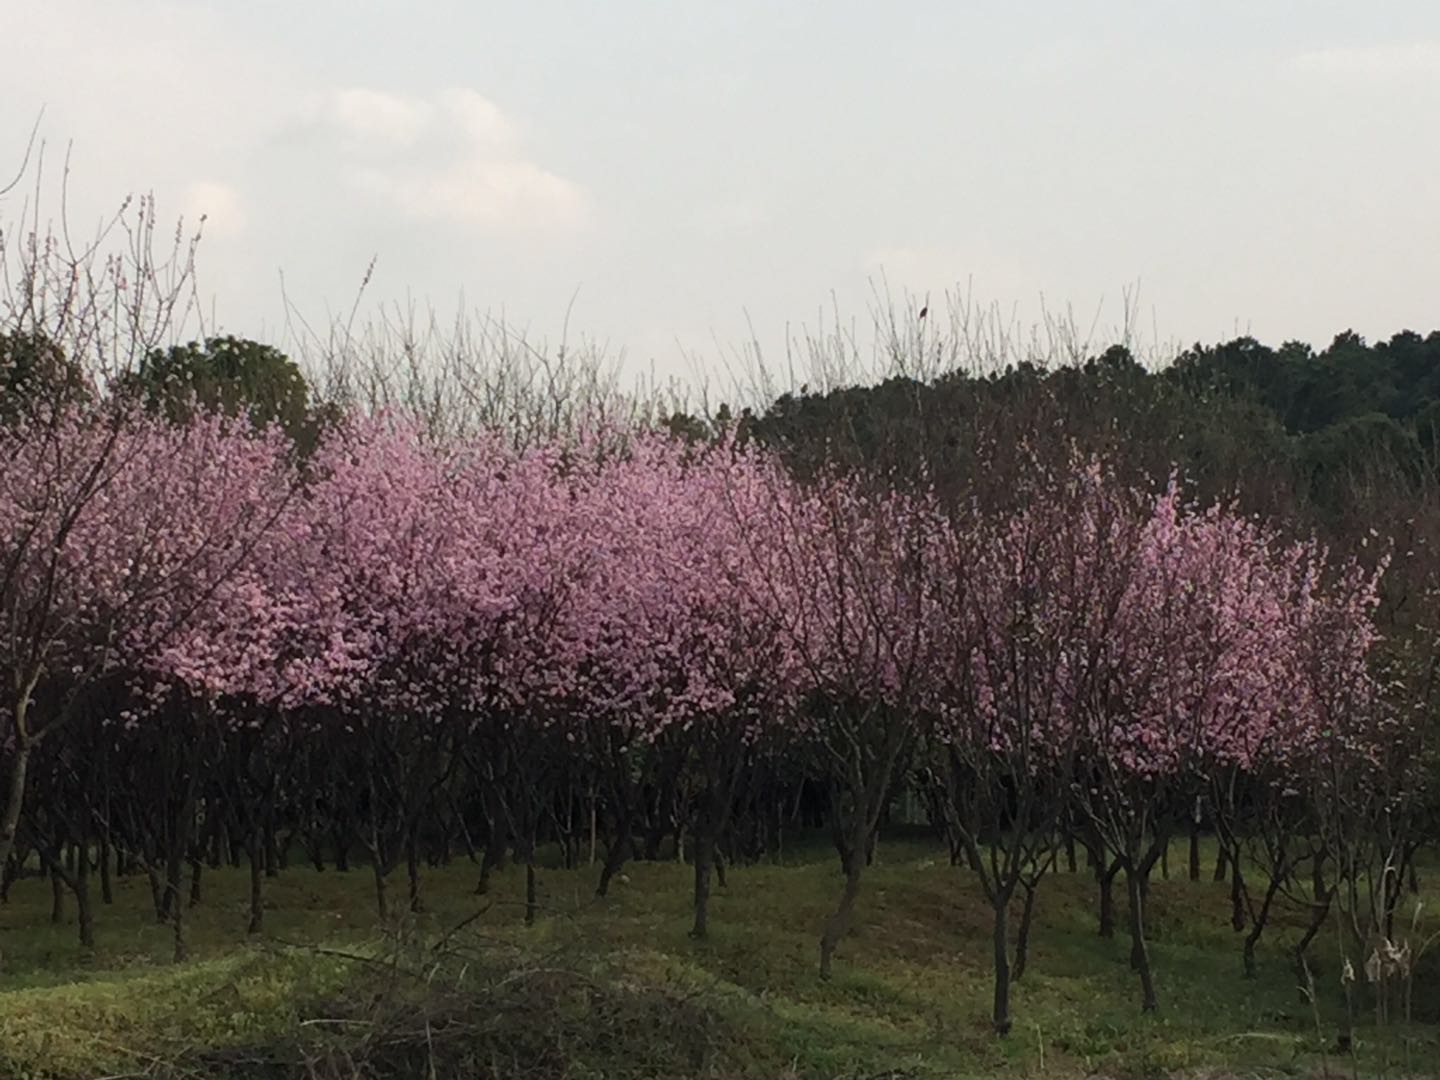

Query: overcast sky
[4,1,1439,384]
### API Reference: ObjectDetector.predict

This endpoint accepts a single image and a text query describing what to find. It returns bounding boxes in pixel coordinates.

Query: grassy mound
[0,837,1435,1078]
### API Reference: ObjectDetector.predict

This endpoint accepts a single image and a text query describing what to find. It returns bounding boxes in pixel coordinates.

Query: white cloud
[330,88,433,146]
[352,158,588,231]
[1288,42,1440,80]
[437,89,514,149]
[314,87,588,232]
[182,181,246,238]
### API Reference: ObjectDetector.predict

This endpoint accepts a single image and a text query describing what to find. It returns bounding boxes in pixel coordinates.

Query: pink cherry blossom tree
[930,460,1142,1034]
[0,409,295,954]
[509,432,796,934]
[269,415,554,920]
[739,466,946,977]
[1068,483,1366,1011]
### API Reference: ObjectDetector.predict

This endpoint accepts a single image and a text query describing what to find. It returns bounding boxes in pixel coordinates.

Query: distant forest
[10,322,1440,539]
[673,329,1440,541]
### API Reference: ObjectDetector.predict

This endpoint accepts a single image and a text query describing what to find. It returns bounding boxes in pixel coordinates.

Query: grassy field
[0,835,1435,1078]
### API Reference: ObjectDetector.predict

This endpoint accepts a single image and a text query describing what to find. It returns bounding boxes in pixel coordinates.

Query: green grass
[0,837,1436,1078]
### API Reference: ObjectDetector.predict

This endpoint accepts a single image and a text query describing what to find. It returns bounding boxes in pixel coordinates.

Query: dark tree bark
[689,733,745,941]
[596,816,632,898]
[525,860,538,926]
[1242,874,1283,979]
[691,828,715,939]
[1126,869,1158,1012]
[49,863,64,924]
[819,826,869,980]
[99,828,113,905]
[1230,856,1247,932]
[991,891,1013,1035]
[1098,857,1121,938]
[188,850,203,907]
[407,829,424,914]
[1012,882,1039,982]
[247,830,265,934]
[74,838,94,950]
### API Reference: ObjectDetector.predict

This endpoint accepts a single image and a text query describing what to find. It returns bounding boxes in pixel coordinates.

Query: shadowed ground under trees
[1,833,1436,1079]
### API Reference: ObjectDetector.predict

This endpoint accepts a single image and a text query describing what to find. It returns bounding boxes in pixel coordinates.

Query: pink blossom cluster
[932,466,1383,783]
[0,409,295,720]
[0,408,1385,788]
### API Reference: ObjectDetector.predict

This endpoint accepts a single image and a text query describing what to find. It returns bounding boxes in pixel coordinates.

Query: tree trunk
[147,865,166,923]
[596,824,631,898]
[369,801,390,921]
[1126,869,1158,1012]
[164,838,184,919]
[1383,858,1404,941]
[1188,821,1201,882]
[476,815,508,896]
[1098,858,1121,938]
[691,828,714,939]
[73,822,95,949]
[264,818,279,878]
[1230,854,1247,931]
[476,844,499,895]
[247,827,265,934]
[0,853,16,903]
[169,763,203,962]
[819,826,869,979]
[1013,882,1038,982]
[1301,892,1330,979]
[525,859,538,927]
[588,795,598,867]
[1243,874,1283,979]
[171,882,187,964]
[991,894,1013,1035]
[99,829,113,905]
[49,864,64,924]
[75,850,94,950]
[0,741,32,878]
[407,831,424,914]
[371,856,389,922]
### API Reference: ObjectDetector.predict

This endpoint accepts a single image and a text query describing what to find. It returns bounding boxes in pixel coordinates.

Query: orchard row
[0,405,1423,1034]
